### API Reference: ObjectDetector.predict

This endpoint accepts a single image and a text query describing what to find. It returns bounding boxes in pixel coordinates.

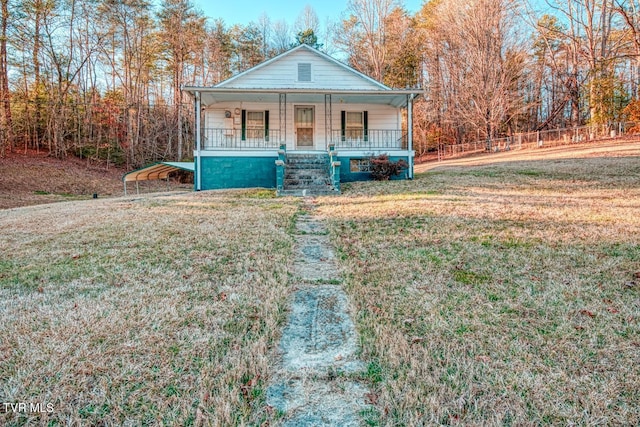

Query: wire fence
[429,122,638,161]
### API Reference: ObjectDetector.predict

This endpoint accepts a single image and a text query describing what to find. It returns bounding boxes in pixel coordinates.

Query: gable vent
[298,63,311,82]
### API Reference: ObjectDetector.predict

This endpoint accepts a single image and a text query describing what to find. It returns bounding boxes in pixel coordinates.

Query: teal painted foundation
[337,155,410,182]
[195,153,410,190]
[197,156,277,190]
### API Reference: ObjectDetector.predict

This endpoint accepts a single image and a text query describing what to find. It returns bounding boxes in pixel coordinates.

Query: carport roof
[123,162,194,183]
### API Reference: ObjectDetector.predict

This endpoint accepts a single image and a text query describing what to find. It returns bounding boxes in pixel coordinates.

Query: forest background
[0,0,639,169]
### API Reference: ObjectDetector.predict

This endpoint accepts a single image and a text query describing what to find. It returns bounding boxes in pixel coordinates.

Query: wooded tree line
[1,0,639,166]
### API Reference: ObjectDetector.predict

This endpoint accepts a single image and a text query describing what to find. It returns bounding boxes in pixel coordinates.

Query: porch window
[246,111,264,140]
[341,110,368,142]
[241,110,270,141]
[346,112,363,140]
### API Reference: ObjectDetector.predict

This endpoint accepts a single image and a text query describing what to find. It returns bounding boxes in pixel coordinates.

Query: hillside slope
[416,139,640,173]
[0,151,126,209]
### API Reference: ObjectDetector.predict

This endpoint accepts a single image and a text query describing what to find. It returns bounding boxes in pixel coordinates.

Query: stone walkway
[266,199,370,426]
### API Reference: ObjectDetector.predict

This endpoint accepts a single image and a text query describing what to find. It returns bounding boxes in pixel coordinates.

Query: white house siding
[219,49,384,91]
[204,102,277,130]
[204,102,400,151]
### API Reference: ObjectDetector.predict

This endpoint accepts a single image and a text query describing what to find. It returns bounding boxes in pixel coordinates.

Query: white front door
[295,106,314,148]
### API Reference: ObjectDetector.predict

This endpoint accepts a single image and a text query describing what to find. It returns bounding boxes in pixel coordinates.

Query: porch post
[324,94,332,148]
[195,91,202,191]
[407,94,414,179]
[279,93,286,144]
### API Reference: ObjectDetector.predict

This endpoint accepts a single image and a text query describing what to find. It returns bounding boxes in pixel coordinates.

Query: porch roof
[182,87,422,108]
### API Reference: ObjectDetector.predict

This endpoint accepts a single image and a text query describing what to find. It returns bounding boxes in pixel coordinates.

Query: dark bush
[369,154,408,180]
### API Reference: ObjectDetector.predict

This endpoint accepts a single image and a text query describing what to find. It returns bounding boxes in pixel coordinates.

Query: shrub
[369,154,408,180]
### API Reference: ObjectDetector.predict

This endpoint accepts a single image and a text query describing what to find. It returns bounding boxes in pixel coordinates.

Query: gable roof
[215,44,391,91]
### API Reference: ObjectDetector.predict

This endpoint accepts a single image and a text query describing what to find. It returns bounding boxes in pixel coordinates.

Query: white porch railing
[202,128,281,149]
[201,128,409,150]
[331,129,408,150]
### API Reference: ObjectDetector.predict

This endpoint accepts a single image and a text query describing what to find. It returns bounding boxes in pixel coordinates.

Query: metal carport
[123,162,195,195]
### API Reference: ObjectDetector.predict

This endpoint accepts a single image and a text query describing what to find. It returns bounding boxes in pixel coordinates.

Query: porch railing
[202,128,281,150]
[332,129,408,150]
[201,128,408,150]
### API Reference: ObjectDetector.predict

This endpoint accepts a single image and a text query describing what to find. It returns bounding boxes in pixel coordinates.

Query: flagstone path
[266,198,370,426]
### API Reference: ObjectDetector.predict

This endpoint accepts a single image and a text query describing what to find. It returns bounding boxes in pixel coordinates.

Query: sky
[191,0,425,27]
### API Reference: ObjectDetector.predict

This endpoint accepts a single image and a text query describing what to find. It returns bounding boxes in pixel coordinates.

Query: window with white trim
[346,111,364,140]
[246,111,264,139]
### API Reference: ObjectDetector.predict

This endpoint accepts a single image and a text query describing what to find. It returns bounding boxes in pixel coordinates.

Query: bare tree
[294,4,320,35]
[204,19,233,84]
[98,0,158,167]
[158,0,205,160]
[382,6,422,88]
[420,0,528,147]
[272,19,292,54]
[544,0,626,127]
[337,0,398,81]
[0,0,12,156]
[257,13,272,57]
[613,0,640,98]
[230,24,265,73]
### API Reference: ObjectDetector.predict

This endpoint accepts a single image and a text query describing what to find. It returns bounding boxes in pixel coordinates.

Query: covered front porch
[184,87,421,192]
[186,88,420,152]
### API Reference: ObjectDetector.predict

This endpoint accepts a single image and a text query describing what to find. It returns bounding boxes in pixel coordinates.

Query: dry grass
[0,189,300,425]
[2,144,639,425]
[317,152,640,425]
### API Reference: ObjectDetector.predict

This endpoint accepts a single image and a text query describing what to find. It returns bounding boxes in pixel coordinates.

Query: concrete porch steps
[281,153,338,196]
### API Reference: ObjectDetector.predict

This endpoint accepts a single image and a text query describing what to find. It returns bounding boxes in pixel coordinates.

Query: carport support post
[195,91,202,191]
[407,94,415,179]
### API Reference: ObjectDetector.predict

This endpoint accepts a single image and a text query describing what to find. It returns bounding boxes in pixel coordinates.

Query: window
[298,63,311,82]
[346,112,364,140]
[246,111,264,139]
[350,158,371,173]
[341,111,368,143]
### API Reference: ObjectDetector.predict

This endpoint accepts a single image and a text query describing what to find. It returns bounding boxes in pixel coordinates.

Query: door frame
[294,105,315,149]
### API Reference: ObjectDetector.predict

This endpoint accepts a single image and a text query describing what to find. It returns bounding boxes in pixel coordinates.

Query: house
[182,44,421,194]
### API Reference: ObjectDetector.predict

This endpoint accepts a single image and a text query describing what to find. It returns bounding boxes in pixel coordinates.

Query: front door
[295,106,314,148]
